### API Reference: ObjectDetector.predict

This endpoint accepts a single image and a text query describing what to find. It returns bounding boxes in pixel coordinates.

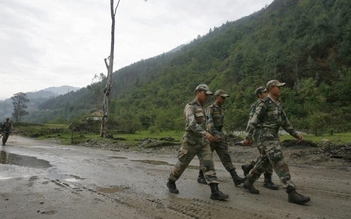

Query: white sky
[0,0,272,100]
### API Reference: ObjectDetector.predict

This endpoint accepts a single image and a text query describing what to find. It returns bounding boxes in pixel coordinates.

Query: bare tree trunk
[100,0,121,138]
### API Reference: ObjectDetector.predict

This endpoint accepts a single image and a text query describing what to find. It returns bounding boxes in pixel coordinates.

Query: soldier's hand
[296,134,304,143]
[205,133,215,142]
[242,139,253,146]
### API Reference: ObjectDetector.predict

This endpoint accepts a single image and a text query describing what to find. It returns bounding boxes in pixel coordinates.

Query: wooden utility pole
[100,0,121,137]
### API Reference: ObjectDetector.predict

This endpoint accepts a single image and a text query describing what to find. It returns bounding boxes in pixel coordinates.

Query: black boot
[263,173,278,190]
[209,183,229,200]
[166,179,179,194]
[243,178,259,194]
[230,170,246,186]
[197,170,207,184]
[287,186,310,205]
[241,164,253,176]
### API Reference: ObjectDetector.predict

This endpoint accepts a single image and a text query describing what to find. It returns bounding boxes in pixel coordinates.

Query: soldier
[167,84,229,200]
[197,89,245,186]
[243,80,311,205]
[2,118,13,146]
[241,86,278,190]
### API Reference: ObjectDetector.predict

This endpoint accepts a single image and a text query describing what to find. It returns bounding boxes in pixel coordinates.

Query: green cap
[254,86,267,96]
[266,80,286,89]
[214,89,229,97]
[195,84,213,95]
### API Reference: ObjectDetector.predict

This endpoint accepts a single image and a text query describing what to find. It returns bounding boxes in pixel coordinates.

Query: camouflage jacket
[246,95,298,141]
[184,99,207,137]
[1,122,13,133]
[206,102,225,136]
[246,99,261,130]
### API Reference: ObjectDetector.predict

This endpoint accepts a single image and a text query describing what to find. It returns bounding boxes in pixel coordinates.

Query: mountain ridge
[0,85,81,120]
[5,0,351,134]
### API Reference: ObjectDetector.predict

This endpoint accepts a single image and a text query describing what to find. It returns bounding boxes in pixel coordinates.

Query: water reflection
[47,173,83,182]
[0,150,52,169]
[131,159,197,169]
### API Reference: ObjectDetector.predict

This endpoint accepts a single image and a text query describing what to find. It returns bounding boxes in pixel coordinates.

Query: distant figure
[197,89,245,187]
[241,86,279,190]
[243,80,310,205]
[2,118,13,146]
[167,84,229,200]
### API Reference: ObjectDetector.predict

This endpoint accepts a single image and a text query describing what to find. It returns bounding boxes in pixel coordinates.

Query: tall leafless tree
[100,0,121,137]
[100,0,147,137]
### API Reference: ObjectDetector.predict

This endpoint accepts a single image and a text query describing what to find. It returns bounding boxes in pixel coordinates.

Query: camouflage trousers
[245,131,273,175]
[247,138,296,189]
[250,141,274,175]
[169,133,219,184]
[2,132,10,145]
[207,132,236,172]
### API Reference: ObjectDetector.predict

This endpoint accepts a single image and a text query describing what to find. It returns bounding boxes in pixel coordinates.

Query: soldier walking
[1,118,13,146]
[167,84,229,200]
[241,86,278,190]
[197,89,245,186]
[243,80,311,205]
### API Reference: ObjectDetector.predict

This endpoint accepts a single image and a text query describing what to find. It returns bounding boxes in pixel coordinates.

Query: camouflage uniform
[205,102,236,172]
[246,95,299,189]
[1,119,13,146]
[247,99,273,175]
[169,99,219,184]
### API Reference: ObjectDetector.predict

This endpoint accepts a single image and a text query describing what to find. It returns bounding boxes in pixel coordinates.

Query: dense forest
[22,0,351,135]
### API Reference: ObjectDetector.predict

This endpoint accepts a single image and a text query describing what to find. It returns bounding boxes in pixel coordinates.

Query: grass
[14,123,351,145]
[295,132,351,144]
[15,123,184,145]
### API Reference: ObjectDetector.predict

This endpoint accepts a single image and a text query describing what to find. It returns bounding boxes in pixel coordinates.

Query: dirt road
[1,136,350,219]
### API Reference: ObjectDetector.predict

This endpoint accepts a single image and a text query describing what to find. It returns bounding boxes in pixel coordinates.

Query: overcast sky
[0,0,273,100]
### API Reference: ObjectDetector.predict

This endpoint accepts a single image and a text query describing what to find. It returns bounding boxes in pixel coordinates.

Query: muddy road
[0,136,351,219]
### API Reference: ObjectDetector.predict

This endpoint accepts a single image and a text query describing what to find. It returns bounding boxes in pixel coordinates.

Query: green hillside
[25,0,351,135]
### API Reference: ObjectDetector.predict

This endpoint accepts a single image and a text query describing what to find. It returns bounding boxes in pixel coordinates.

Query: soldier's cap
[195,84,213,95]
[214,89,229,97]
[254,86,267,96]
[266,80,286,89]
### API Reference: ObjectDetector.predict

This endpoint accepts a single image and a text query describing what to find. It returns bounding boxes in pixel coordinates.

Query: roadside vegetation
[13,123,350,147]
[2,0,350,139]
[13,122,183,146]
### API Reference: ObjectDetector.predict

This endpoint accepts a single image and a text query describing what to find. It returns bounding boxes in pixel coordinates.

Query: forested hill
[27,0,351,135]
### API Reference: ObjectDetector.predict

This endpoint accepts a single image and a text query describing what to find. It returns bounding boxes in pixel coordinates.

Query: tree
[11,92,29,122]
[100,0,121,137]
[100,0,147,137]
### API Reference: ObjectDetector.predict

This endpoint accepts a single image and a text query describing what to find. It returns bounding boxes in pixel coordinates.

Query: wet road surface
[1,136,351,219]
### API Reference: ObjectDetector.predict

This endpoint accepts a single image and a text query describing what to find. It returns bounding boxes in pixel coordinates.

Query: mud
[0,135,350,219]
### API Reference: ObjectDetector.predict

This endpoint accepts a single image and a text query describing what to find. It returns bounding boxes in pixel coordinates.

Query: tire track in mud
[48,178,261,219]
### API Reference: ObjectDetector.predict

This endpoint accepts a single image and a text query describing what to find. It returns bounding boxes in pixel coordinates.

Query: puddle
[131,159,197,169]
[132,160,170,165]
[48,173,83,182]
[30,146,53,149]
[97,186,125,193]
[0,151,52,169]
[132,160,199,170]
[109,156,128,159]
[0,176,12,180]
